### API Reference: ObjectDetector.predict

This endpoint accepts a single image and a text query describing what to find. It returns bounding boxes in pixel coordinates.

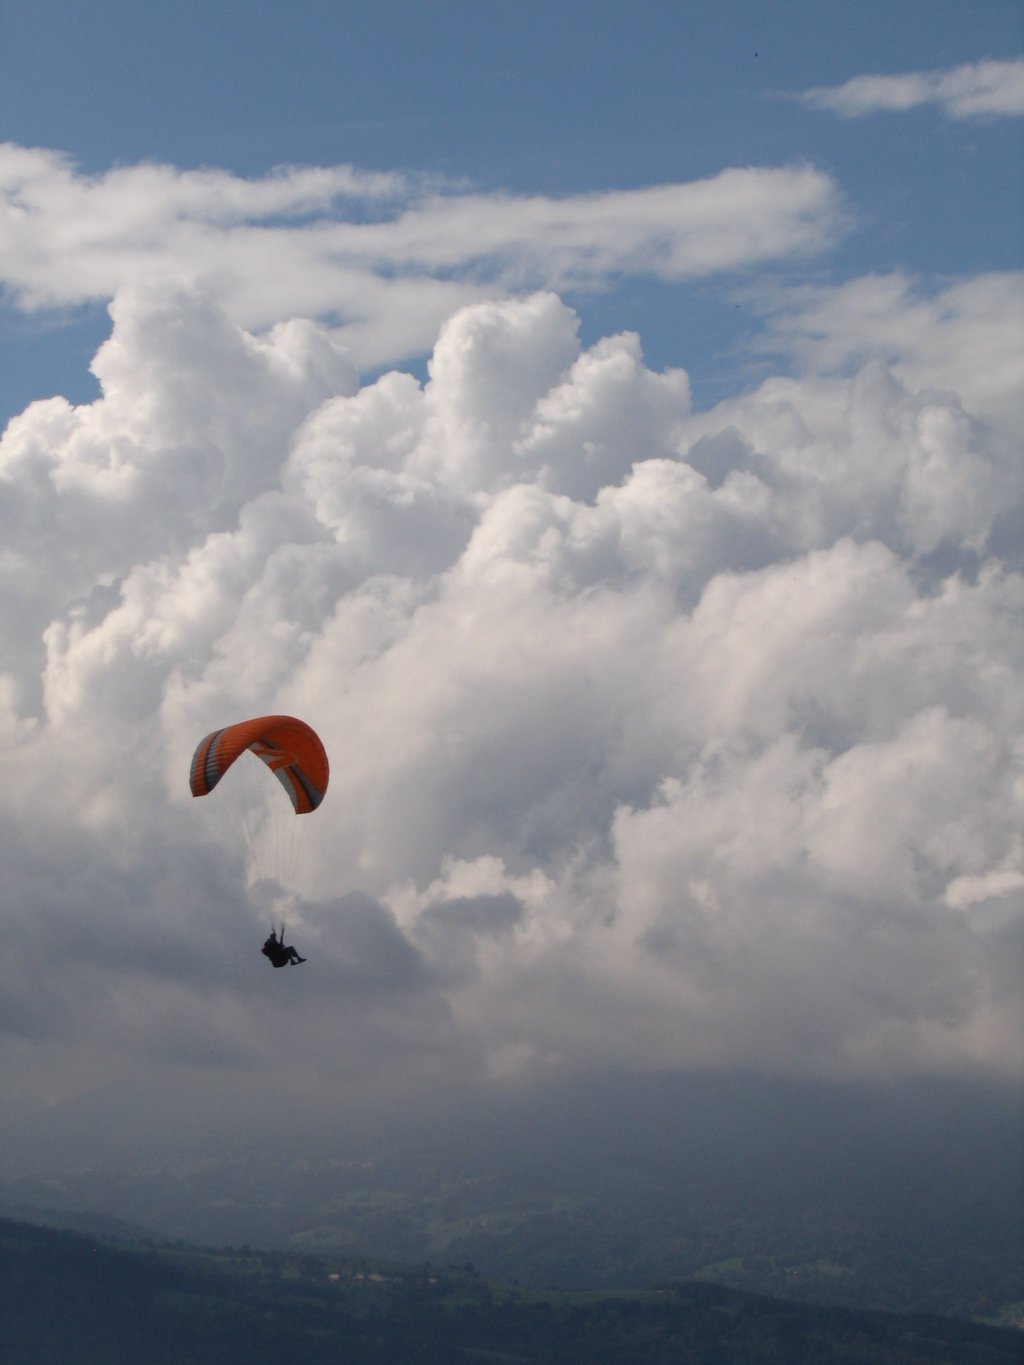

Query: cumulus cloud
[753,272,1024,433]
[1,259,1020,1131]
[0,145,840,368]
[799,58,1024,120]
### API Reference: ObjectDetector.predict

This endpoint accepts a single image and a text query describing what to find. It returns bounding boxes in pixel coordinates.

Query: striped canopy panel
[189,715,329,814]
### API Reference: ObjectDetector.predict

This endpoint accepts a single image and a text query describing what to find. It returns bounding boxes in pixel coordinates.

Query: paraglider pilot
[261,926,306,968]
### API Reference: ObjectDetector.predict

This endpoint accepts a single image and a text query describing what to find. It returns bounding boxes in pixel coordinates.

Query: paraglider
[190,715,329,966]
[261,926,306,967]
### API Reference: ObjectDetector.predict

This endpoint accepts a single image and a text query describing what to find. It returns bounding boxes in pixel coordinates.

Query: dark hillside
[2,1218,1020,1365]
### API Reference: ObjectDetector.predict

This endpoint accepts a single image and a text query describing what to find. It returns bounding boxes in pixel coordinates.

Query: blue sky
[2,0,1021,418]
[0,1,1022,1157]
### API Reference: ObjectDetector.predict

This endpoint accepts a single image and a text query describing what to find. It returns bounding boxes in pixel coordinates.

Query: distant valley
[3,1071,1020,1325]
[3,1217,1021,1365]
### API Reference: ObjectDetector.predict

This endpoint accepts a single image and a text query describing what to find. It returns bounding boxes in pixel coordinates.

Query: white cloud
[800,58,1024,120]
[748,273,1024,498]
[0,264,1021,1137]
[0,145,840,369]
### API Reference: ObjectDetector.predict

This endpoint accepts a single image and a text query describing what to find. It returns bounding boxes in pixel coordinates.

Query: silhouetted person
[261,928,306,967]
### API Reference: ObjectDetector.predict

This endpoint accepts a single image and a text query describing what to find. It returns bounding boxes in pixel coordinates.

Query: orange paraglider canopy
[189,715,329,814]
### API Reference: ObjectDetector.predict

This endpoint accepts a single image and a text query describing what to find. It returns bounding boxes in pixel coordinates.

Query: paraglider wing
[189,715,329,813]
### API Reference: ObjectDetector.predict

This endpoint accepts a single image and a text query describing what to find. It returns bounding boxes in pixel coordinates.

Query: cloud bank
[0,145,840,368]
[800,58,1024,120]
[2,261,1021,1126]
